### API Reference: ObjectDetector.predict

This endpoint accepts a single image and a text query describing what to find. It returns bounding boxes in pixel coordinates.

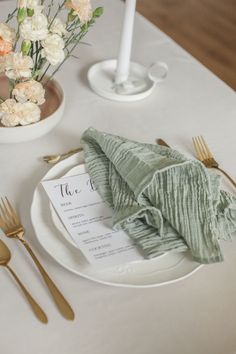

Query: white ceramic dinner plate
[31,153,202,288]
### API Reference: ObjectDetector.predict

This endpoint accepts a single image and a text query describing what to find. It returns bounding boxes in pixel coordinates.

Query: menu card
[42,172,143,267]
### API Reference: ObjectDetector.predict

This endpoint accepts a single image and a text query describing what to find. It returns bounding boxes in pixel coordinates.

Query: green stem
[64,20,92,50]
[47,0,55,18]
[43,28,89,85]
[0,96,5,103]
[6,8,17,23]
[39,21,84,81]
[64,31,78,49]
[48,0,66,29]
[13,25,20,51]
[66,18,80,32]
[35,41,39,71]
[9,91,13,99]
[40,12,100,84]
[29,43,34,59]
[38,57,46,70]
[39,63,51,81]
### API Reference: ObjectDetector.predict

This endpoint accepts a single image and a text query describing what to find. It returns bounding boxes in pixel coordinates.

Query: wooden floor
[137,0,236,89]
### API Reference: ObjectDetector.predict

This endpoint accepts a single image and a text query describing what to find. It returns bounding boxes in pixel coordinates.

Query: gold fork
[43,147,83,164]
[0,197,75,320]
[192,136,236,188]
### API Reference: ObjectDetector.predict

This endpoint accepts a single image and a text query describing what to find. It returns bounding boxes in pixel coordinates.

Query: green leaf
[67,9,76,22]
[32,70,42,79]
[93,7,104,18]
[21,40,31,55]
[81,23,88,32]
[27,8,34,17]
[17,8,26,23]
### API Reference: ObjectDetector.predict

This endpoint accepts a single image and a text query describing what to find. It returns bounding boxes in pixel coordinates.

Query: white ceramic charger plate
[31,153,202,288]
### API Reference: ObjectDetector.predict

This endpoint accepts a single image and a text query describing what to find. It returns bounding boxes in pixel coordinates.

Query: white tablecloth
[1,1,236,353]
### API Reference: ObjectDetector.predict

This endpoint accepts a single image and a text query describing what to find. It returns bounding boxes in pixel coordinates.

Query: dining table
[1,0,236,353]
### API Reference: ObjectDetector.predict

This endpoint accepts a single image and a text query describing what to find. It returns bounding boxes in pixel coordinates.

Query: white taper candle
[115,0,136,85]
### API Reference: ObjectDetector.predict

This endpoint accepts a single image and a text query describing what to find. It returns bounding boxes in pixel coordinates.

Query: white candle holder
[87,0,168,102]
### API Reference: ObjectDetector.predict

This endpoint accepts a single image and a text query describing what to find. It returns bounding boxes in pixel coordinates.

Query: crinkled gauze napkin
[81,127,236,264]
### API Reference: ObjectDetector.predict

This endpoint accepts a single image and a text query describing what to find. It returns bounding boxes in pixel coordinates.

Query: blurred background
[137,0,236,89]
[0,0,235,89]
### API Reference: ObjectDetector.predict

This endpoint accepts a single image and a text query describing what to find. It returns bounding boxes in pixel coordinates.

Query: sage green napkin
[81,127,236,264]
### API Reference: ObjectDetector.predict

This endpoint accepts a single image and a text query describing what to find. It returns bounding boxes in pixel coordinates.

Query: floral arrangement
[0,0,103,127]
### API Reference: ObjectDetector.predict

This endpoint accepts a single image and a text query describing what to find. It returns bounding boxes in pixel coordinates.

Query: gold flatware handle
[6,264,48,323]
[21,240,74,320]
[60,147,83,157]
[43,147,83,164]
[156,138,170,148]
[213,166,236,189]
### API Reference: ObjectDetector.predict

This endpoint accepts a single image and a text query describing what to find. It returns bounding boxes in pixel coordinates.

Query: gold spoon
[43,147,83,164]
[43,138,170,165]
[0,239,48,324]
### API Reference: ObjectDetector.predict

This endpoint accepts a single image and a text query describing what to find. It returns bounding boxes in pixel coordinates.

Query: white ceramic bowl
[0,78,65,144]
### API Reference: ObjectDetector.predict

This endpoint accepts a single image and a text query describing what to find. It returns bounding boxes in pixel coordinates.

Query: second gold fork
[192,135,236,189]
[0,197,75,320]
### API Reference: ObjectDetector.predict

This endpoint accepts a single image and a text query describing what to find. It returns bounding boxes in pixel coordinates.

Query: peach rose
[0,38,12,56]
[65,0,92,23]
[12,80,45,105]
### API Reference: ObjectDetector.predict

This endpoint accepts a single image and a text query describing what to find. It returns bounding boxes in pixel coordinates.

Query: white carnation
[12,80,45,105]
[0,98,41,126]
[0,39,12,56]
[0,23,15,44]
[0,99,21,127]
[5,52,33,80]
[18,101,41,125]
[20,13,48,41]
[50,18,67,37]
[41,34,65,65]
